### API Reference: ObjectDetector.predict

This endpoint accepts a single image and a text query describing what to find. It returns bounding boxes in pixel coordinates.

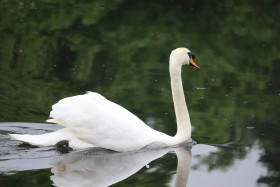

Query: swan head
[170,48,200,70]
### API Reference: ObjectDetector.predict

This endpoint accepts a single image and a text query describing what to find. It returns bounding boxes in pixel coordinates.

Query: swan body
[10,47,199,152]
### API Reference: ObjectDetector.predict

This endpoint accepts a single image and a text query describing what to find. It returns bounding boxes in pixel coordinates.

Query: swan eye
[187,52,195,59]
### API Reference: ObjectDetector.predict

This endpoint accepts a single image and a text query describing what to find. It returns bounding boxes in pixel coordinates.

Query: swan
[9,47,200,152]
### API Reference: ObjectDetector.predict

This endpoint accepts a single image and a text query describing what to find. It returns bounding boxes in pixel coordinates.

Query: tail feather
[10,134,34,144]
[9,128,73,147]
[9,128,95,149]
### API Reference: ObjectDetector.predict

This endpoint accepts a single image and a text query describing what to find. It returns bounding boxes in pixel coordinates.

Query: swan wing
[48,92,161,151]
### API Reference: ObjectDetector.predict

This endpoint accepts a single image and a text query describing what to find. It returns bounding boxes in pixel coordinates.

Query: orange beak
[190,57,200,70]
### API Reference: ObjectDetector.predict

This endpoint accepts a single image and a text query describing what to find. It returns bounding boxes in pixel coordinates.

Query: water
[0,0,279,186]
[0,123,269,187]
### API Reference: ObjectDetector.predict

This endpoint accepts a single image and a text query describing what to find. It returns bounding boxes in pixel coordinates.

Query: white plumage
[10,47,200,152]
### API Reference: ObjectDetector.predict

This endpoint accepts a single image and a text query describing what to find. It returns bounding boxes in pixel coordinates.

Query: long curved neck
[169,59,191,142]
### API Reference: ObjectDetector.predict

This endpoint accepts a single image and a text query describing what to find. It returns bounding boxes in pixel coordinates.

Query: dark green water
[0,0,279,186]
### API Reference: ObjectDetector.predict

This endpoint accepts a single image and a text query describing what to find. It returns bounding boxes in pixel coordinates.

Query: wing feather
[47,92,158,151]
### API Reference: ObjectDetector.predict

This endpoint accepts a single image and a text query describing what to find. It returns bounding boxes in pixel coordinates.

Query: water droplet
[197,88,207,90]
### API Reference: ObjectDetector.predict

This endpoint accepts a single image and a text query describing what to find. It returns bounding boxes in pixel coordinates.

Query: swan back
[48,92,171,151]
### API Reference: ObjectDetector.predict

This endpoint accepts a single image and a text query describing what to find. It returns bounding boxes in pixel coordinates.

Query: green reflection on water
[0,169,53,187]
[0,0,279,186]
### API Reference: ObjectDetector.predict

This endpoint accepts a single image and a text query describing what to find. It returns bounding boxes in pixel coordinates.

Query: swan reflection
[50,146,192,187]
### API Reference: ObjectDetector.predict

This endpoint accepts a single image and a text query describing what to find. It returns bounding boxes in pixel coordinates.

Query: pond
[0,0,279,186]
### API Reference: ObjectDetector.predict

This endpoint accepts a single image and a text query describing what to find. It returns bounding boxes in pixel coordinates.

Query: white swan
[9,47,200,152]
